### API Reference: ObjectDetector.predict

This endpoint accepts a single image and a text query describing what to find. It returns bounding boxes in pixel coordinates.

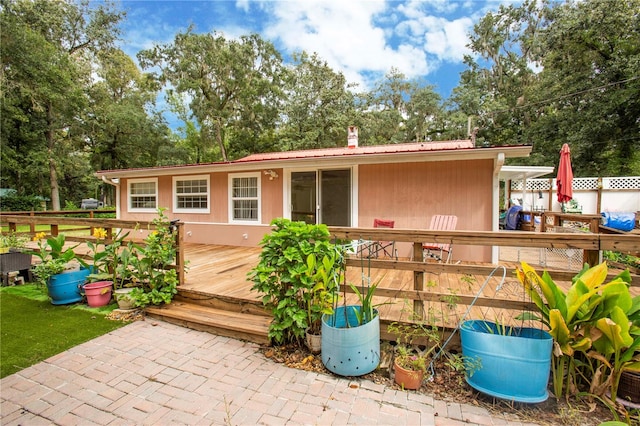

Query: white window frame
[229,172,261,224]
[128,178,158,212]
[173,175,210,214]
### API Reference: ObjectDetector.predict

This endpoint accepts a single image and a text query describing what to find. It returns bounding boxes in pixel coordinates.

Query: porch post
[413,242,424,318]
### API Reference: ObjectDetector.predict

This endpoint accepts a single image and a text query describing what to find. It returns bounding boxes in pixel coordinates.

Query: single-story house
[95,139,537,263]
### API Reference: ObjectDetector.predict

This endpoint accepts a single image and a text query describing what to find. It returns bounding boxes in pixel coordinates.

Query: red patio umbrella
[556,143,573,203]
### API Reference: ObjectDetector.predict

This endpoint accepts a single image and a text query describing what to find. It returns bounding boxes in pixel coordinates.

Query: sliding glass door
[290,169,351,226]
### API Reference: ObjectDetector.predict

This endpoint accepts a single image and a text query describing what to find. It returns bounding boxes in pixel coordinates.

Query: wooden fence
[0,213,186,286]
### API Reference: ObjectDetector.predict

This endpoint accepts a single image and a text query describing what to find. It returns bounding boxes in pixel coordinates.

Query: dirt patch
[262,343,638,426]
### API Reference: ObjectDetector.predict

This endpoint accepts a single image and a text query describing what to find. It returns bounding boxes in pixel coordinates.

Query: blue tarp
[601,212,636,232]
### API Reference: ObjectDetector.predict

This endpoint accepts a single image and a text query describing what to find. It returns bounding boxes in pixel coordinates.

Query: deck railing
[328,226,640,341]
[0,214,186,286]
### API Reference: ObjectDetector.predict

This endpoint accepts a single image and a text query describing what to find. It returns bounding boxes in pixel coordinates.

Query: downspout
[492,153,505,264]
[101,176,121,220]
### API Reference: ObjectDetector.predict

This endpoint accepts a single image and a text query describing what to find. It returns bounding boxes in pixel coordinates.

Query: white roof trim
[499,165,555,181]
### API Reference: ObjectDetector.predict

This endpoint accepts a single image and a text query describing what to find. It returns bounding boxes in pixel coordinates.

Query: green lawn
[0,285,128,378]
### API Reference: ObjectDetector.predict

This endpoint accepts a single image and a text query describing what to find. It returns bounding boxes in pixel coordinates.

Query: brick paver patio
[1,319,538,425]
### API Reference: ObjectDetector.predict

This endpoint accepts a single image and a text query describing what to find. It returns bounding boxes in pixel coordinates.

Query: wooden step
[145,300,272,345]
[173,288,270,317]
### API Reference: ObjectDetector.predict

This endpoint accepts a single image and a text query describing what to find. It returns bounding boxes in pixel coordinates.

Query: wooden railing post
[413,242,424,318]
[29,211,35,234]
[174,222,185,286]
[584,216,601,267]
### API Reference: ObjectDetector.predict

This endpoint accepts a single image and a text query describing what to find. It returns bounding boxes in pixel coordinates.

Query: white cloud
[420,16,474,61]
[263,1,435,89]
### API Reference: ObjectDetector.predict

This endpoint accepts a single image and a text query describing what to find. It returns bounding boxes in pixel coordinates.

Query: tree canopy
[1,0,638,208]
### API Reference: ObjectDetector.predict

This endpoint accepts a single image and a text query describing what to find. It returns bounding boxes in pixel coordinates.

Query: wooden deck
[178,243,575,333]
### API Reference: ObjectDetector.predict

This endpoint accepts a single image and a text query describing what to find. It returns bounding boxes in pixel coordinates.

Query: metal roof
[95,141,533,179]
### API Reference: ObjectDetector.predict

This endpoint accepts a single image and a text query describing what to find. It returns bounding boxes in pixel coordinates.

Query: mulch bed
[262,343,638,426]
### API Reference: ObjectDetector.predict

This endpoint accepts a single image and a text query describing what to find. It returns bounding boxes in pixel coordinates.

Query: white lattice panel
[572,178,598,190]
[605,176,640,190]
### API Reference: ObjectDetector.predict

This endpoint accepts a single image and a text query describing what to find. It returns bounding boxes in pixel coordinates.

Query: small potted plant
[85,227,138,309]
[30,233,91,305]
[388,303,441,390]
[0,231,32,284]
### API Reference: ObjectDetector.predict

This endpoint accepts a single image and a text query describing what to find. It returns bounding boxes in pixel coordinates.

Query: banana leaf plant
[516,262,636,400]
[588,299,640,402]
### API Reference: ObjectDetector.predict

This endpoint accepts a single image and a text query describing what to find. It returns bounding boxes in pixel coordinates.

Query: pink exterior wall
[358,159,493,262]
[117,161,494,262]
[119,169,284,247]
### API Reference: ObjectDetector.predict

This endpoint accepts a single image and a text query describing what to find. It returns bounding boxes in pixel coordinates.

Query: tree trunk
[215,118,228,162]
[46,104,61,211]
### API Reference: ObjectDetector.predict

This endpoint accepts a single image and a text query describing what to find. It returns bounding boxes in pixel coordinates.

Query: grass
[0,284,128,378]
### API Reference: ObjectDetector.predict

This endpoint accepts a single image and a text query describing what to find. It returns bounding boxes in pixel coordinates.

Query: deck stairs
[145,288,272,345]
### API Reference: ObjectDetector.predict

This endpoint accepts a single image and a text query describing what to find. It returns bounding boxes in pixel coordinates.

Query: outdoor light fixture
[263,169,279,180]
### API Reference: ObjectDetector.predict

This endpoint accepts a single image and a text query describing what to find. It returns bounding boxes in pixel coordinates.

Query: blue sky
[117,0,516,127]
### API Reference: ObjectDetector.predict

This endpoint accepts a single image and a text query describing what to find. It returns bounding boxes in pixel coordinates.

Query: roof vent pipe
[347,126,358,149]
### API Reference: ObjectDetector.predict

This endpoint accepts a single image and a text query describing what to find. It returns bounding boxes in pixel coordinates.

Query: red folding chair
[358,219,397,259]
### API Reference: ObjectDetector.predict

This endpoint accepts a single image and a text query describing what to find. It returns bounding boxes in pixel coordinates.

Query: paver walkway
[1,319,538,425]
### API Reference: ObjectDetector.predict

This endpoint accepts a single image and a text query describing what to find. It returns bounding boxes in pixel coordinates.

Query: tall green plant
[517,261,639,401]
[129,208,181,308]
[248,218,344,345]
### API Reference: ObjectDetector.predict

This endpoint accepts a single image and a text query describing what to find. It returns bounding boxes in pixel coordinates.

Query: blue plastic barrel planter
[47,267,92,305]
[321,305,380,376]
[460,320,552,403]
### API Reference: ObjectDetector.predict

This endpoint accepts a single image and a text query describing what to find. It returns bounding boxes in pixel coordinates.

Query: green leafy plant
[304,249,342,335]
[128,208,182,308]
[348,280,387,326]
[85,227,137,289]
[0,230,29,252]
[517,261,640,401]
[388,302,441,373]
[248,218,344,345]
[30,233,87,286]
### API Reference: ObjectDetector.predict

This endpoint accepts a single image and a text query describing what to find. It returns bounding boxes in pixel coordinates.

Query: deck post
[413,242,424,318]
[174,222,185,286]
[584,217,601,267]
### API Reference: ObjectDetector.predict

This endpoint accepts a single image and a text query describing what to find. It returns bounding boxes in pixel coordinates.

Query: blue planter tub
[47,267,92,305]
[321,305,380,376]
[460,320,552,403]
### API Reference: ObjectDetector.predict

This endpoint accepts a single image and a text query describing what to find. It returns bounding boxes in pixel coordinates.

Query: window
[174,175,210,213]
[128,179,157,212]
[230,173,260,223]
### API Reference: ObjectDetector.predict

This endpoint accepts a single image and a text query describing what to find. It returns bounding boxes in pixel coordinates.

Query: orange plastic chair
[423,215,457,263]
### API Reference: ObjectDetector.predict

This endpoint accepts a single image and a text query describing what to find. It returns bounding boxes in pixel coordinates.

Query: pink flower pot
[83,281,113,307]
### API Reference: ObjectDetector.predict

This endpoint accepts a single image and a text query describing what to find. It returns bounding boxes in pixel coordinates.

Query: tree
[278,52,356,150]
[0,0,124,209]
[138,30,286,162]
[530,0,640,175]
[453,0,640,176]
[85,48,170,171]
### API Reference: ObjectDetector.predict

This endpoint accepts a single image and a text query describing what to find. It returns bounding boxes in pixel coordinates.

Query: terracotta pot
[393,359,424,390]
